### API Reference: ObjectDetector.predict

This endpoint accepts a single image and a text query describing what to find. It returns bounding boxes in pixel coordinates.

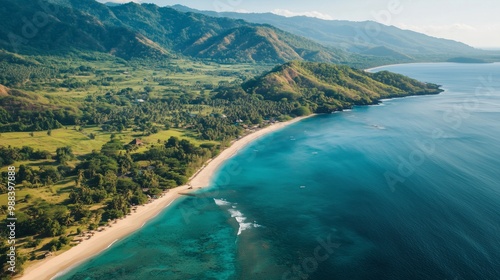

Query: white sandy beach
[19,115,312,280]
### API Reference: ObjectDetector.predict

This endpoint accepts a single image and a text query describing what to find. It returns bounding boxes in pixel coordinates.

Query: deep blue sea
[57,63,500,280]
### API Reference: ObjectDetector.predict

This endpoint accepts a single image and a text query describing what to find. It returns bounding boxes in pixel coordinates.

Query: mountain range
[171,5,485,59]
[0,0,494,67]
[0,0,354,64]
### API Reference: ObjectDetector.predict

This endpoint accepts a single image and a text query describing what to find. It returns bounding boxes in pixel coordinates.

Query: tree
[165,136,180,148]
[101,139,124,156]
[55,146,75,165]
[292,106,312,116]
[39,167,61,186]
[43,219,63,237]
[107,195,130,217]
[104,170,118,193]
[18,165,34,182]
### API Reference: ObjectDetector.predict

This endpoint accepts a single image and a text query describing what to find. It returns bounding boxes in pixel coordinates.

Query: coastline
[364,63,413,72]
[363,61,490,72]
[18,115,314,280]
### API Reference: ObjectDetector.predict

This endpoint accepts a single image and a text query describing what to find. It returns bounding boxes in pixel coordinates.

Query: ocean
[57,63,500,280]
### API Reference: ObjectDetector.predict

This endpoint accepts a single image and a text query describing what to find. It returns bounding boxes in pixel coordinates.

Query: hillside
[0,84,80,132]
[0,0,169,60]
[242,61,443,113]
[172,5,485,60]
[0,0,350,64]
[360,46,412,60]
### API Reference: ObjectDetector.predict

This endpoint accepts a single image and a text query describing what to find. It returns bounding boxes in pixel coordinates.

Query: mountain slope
[242,61,442,112]
[108,2,348,63]
[0,84,80,131]
[172,5,480,59]
[0,0,169,59]
[361,46,412,60]
[0,0,350,64]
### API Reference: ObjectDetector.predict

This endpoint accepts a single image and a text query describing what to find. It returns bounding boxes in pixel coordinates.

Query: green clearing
[25,58,271,99]
[0,126,214,155]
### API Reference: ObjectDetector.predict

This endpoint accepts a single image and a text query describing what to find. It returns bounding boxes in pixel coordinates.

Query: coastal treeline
[0,135,218,277]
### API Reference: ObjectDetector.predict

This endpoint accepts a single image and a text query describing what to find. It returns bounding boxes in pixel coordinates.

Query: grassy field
[0,125,216,219]
[0,126,215,155]
[0,176,74,218]
[27,58,272,99]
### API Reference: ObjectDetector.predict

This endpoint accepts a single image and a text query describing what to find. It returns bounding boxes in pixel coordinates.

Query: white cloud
[235,9,252,13]
[396,23,500,48]
[398,23,477,34]
[272,9,333,20]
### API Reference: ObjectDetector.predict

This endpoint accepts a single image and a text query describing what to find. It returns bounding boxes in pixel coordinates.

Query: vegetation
[242,61,443,112]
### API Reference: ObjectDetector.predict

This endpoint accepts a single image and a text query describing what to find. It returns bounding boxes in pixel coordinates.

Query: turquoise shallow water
[58,63,500,280]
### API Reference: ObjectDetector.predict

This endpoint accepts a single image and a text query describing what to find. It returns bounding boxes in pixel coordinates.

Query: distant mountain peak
[104,2,122,6]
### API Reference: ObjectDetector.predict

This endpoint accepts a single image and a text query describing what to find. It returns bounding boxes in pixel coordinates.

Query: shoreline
[364,62,413,72]
[363,61,498,72]
[18,115,314,280]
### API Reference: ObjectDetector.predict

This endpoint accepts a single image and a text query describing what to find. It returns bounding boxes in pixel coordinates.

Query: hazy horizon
[99,0,500,49]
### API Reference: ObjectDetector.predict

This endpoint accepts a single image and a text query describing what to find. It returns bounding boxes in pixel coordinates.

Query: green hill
[0,84,80,132]
[242,61,443,113]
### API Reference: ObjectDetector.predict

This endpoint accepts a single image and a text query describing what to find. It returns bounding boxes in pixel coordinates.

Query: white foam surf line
[50,239,120,279]
[215,198,262,235]
[228,208,262,235]
[163,200,175,209]
[214,198,231,206]
[106,239,119,248]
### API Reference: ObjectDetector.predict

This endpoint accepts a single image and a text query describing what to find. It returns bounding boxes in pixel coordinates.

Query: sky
[100,0,500,48]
